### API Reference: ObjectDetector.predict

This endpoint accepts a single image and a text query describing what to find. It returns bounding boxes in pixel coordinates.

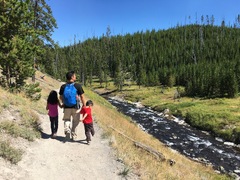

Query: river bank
[92,84,240,145]
[93,88,240,178]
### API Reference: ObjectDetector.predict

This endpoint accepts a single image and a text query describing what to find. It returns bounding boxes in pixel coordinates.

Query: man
[59,71,85,141]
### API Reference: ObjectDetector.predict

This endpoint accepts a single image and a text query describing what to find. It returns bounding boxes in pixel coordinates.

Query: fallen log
[109,126,166,161]
[134,142,166,161]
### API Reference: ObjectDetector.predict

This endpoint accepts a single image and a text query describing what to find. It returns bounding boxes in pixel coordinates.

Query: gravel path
[0,107,134,180]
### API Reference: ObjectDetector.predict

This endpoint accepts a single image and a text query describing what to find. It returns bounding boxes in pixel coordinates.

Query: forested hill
[43,24,240,98]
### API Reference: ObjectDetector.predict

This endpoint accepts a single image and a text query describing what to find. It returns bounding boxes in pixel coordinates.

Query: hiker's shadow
[41,131,88,145]
[74,139,89,145]
[40,131,65,142]
[55,136,66,142]
[40,131,51,139]
[54,136,89,145]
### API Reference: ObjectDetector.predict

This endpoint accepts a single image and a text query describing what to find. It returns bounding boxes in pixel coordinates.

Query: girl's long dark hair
[47,90,58,105]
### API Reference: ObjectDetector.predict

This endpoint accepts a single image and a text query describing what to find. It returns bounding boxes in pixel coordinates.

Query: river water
[106,96,240,177]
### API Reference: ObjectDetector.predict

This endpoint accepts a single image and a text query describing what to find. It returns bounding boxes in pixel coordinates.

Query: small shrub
[118,167,130,178]
[232,128,240,144]
[185,112,217,131]
[215,129,233,142]
[101,131,111,139]
[22,83,42,101]
[20,112,41,131]
[153,105,165,112]
[2,102,10,109]
[177,102,196,109]
[0,121,40,141]
[0,140,23,164]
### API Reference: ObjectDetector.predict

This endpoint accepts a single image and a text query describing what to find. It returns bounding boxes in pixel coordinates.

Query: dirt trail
[0,106,134,180]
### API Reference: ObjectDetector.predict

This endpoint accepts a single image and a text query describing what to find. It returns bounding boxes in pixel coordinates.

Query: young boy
[80,100,95,144]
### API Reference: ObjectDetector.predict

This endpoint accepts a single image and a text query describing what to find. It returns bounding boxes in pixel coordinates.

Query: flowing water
[106,96,240,177]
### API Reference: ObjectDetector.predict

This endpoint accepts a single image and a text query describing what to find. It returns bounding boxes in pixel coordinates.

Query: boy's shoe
[86,139,91,145]
[71,135,76,141]
[71,133,77,141]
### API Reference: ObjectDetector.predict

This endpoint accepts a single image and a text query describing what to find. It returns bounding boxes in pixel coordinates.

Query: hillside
[0,71,232,179]
[0,72,136,180]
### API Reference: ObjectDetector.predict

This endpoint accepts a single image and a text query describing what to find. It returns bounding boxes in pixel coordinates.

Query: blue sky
[47,0,240,47]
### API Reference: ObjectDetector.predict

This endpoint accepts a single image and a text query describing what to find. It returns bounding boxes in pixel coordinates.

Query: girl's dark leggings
[50,116,58,135]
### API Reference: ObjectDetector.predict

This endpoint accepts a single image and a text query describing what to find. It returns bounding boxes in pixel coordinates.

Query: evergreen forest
[43,19,240,99]
[1,0,240,100]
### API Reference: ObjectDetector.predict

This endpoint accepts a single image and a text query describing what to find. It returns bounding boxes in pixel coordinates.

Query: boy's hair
[66,71,75,81]
[47,90,58,104]
[86,100,93,106]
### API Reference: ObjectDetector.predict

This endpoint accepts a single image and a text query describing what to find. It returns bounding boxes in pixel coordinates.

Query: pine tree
[29,0,57,82]
[0,0,35,89]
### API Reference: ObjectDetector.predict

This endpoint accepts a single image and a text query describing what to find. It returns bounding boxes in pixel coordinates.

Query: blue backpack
[63,83,77,107]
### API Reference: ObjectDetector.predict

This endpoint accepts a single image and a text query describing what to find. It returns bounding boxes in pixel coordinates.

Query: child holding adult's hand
[79,100,95,145]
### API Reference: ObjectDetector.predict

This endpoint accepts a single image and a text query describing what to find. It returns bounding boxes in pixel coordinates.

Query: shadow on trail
[53,135,89,145]
[40,131,66,143]
[40,130,89,145]
[40,131,51,139]
[70,139,89,145]
[55,136,66,142]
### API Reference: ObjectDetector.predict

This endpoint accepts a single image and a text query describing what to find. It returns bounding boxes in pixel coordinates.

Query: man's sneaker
[65,132,71,142]
[71,133,77,141]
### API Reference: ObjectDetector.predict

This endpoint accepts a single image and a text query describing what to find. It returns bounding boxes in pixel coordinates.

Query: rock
[224,142,234,146]
[168,159,176,166]
[228,172,239,179]
[234,169,240,174]
[218,166,226,173]
[163,108,170,115]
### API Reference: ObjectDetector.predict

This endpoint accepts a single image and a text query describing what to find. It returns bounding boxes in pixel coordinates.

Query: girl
[46,90,62,138]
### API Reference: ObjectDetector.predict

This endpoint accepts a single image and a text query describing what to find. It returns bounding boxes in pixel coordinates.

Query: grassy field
[89,79,240,144]
[0,72,233,179]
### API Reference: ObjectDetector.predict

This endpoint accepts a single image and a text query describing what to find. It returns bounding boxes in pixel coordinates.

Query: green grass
[84,88,115,110]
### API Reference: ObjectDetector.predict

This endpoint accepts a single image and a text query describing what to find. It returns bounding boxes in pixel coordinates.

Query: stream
[106,96,240,177]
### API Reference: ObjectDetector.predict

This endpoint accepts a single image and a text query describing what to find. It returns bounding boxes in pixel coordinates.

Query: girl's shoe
[51,133,57,139]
